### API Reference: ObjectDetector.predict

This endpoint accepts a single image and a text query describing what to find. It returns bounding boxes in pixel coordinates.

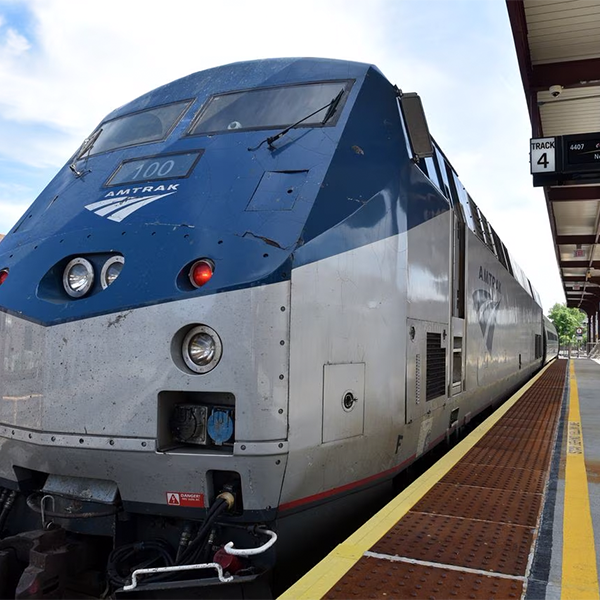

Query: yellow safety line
[561,361,599,600]
[279,362,555,600]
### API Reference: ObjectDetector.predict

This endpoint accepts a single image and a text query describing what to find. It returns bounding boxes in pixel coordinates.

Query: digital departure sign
[565,137,600,165]
[530,132,600,186]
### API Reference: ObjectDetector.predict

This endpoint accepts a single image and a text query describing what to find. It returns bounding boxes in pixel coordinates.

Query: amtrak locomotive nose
[0,57,556,597]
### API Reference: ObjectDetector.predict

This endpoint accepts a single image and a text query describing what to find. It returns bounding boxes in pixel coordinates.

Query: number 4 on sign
[530,138,556,174]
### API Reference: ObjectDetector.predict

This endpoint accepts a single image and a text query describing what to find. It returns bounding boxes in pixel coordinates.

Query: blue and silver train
[0,58,557,597]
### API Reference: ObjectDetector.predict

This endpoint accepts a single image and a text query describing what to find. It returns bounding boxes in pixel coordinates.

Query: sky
[0,0,565,312]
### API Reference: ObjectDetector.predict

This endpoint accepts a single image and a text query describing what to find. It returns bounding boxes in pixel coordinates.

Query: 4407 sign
[530,133,600,186]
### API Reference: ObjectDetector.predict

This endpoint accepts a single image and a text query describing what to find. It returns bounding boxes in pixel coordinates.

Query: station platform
[280,358,600,600]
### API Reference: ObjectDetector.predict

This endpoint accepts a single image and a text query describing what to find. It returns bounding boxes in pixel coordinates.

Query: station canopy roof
[507,0,600,315]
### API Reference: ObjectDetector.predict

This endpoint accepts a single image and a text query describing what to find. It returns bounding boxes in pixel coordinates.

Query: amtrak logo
[85,184,179,222]
[473,266,502,354]
[473,290,500,354]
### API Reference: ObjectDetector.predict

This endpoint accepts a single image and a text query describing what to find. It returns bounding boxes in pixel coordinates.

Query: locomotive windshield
[189,80,352,135]
[76,100,191,159]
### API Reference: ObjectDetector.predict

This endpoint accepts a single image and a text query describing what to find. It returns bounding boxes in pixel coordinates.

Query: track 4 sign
[530,138,556,174]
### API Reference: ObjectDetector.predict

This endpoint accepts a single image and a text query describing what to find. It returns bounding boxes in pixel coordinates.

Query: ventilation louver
[426,332,446,400]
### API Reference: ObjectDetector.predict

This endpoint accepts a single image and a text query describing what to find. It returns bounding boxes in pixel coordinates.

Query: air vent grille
[426,332,446,401]
[415,354,421,404]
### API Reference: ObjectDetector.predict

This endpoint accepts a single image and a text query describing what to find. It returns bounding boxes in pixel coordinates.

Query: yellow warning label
[568,421,583,454]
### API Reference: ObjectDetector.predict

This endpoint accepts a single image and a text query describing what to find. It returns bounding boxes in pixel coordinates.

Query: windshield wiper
[321,88,344,125]
[248,88,345,151]
[69,128,103,177]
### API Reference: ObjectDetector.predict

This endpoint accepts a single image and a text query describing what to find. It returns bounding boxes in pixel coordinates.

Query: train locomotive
[0,58,558,597]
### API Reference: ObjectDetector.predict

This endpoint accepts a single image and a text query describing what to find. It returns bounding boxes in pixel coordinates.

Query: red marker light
[189,260,214,288]
[0,269,8,286]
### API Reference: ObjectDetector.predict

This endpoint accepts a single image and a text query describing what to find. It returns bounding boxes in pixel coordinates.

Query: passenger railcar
[0,58,557,597]
[543,315,560,364]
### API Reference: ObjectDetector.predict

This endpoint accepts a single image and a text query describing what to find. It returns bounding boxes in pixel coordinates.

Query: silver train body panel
[283,210,542,508]
[0,212,542,513]
[543,314,560,363]
[0,283,290,510]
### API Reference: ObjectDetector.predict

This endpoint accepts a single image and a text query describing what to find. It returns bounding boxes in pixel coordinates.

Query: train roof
[104,58,378,123]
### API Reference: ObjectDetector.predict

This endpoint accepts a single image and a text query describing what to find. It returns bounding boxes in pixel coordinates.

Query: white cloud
[0,0,389,134]
[0,180,33,231]
[2,26,29,55]
[0,122,73,168]
[0,199,29,229]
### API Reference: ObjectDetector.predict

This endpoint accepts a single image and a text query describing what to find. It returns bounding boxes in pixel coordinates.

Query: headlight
[63,258,94,298]
[189,258,214,288]
[100,255,124,289]
[182,325,222,374]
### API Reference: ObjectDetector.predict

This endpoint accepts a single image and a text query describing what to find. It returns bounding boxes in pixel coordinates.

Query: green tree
[547,303,586,347]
